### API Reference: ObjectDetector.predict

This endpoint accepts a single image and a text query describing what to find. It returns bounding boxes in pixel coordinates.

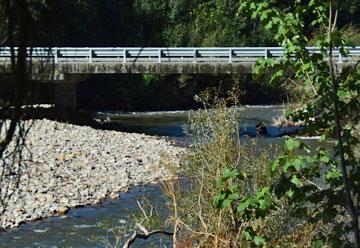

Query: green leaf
[258,199,271,210]
[292,157,305,171]
[216,178,224,187]
[286,189,295,198]
[306,156,318,164]
[271,158,281,172]
[270,69,285,83]
[221,168,240,180]
[243,229,252,240]
[256,187,271,198]
[265,21,273,30]
[254,236,266,246]
[237,199,251,213]
[221,199,233,209]
[290,175,303,187]
[229,192,239,201]
[229,184,239,193]
[283,160,293,172]
[285,138,301,151]
[222,168,232,178]
[325,168,341,181]
[213,192,226,207]
[337,89,349,98]
[313,238,325,248]
[260,11,268,21]
[320,154,330,163]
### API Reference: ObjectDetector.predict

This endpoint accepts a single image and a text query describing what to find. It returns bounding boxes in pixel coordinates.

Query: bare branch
[136,200,148,219]
[120,201,174,247]
[122,227,173,248]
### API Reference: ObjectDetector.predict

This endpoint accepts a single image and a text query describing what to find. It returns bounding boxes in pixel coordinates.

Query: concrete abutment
[53,74,88,118]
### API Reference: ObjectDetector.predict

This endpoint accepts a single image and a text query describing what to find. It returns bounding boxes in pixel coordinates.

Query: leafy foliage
[238,0,360,246]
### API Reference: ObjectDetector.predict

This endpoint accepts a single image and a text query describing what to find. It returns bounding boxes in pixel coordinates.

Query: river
[0,105,319,248]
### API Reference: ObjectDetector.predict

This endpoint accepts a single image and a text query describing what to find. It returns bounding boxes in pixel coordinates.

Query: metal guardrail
[0,47,359,64]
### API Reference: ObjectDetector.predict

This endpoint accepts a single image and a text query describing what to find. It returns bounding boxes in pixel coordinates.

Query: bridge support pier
[54,74,84,118]
[54,81,76,117]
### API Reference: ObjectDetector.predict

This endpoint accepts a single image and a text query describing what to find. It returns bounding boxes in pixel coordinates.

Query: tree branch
[122,225,173,248]
[328,1,360,246]
[121,201,174,248]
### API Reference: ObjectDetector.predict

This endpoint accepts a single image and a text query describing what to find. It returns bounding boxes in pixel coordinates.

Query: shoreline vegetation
[113,100,355,247]
[112,94,287,247]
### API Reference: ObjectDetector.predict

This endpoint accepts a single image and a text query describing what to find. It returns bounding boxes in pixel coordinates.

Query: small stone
[58,206,69,214]
[109,192,119,200]
[118,219,127,224]
[60,197,70,206]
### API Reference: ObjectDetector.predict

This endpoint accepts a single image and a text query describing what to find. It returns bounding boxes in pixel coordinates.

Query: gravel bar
[0,119,185,229]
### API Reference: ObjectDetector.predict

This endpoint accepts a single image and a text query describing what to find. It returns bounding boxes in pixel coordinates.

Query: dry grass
[105,88,324,247]
[170,90,279,247]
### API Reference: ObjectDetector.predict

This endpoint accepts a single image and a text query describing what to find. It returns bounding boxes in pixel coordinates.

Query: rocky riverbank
[0,119,185,230]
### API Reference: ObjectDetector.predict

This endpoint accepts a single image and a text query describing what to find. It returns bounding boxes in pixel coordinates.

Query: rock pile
[0,119,185,229]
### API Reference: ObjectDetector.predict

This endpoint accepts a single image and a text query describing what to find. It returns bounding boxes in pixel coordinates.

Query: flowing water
[95,105,286,136]
[0,105,320,247]
[0,184,172,248]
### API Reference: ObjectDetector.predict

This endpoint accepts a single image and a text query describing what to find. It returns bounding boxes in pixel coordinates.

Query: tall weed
[176,89,285,247]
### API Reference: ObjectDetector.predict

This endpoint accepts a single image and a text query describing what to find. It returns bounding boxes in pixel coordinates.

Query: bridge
[1,47,359,75]
[1,47,359,113]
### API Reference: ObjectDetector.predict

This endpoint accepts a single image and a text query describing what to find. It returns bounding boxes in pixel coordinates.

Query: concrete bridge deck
[1,47,359,77]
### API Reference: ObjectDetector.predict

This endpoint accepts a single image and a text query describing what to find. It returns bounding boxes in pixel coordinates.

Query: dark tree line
[6,0,358,48]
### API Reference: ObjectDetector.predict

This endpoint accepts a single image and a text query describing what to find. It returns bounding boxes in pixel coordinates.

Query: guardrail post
[123,49,126,63]
[89,48,92,63]
[54,47,58,64]
[158,49,161,63]
[193,48,197,63]
[264,48,268,59]
[229,49,233,63]
[338,52,343,63]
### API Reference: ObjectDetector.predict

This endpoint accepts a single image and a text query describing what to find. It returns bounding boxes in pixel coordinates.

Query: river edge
[0,119,186,230]
[0,110,319,231]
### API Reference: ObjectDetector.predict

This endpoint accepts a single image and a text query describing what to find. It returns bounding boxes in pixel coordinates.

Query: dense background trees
[25,0,360,47]
[23,0,273,47]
